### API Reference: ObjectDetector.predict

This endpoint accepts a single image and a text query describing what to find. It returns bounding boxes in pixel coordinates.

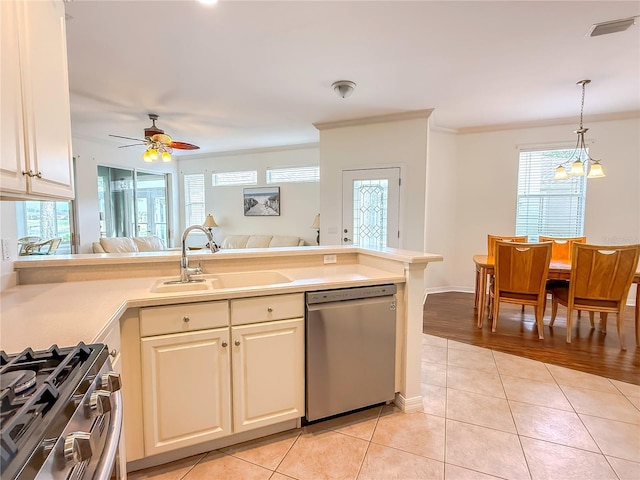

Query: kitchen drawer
[140,301,229,337]
[230,294,303,326]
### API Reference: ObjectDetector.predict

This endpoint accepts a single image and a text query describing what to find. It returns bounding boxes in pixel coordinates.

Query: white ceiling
[64,0,640,157]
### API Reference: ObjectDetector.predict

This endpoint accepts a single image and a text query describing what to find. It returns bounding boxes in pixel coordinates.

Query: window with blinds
[184,173,205,226]
[266,166,320,184]
[515,148,587,241]
[211,170,257,186]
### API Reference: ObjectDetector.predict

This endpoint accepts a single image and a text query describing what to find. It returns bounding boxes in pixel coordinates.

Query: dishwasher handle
[306,284,396,305]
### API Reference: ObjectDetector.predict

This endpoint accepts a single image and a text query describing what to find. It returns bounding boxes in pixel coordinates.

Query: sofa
[92,235,166,253]
[221,234,304,249]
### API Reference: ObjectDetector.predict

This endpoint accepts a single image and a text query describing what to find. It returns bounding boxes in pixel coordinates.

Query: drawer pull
[183,315,190,323]
[267,307,273,313]
[221,341,228,347]
[234,340,241,346]
[109,349,117,358]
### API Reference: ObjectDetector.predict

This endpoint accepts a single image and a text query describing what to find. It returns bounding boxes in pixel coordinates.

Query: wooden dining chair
[490,241,552,339]
[539,236,587,262]
[539,235,587,317]
[478,235,528,317]
[549,243,640,350]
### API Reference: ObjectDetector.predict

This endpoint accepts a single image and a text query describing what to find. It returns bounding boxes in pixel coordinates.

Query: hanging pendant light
[553,80,606,180]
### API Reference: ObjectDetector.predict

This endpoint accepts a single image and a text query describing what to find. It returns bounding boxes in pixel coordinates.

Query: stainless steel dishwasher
[305,284,397,422]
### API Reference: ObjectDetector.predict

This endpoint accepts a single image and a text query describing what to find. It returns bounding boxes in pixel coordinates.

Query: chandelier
[553,80,605,180]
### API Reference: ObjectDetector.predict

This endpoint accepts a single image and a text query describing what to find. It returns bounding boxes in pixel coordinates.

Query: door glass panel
[98,166,169,242]
[342,168,400,248]
[135,171,168,243]
[353,179,389,248]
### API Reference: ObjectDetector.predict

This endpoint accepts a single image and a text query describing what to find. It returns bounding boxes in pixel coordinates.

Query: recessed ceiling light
[587,16,637,37]
[199,0,218,6]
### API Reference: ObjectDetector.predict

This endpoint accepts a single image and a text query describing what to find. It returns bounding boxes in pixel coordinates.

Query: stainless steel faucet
[180,225,219,282]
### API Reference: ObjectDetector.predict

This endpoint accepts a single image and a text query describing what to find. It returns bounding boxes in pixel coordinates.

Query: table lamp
[311,214,320,245]
[203,214,218,235]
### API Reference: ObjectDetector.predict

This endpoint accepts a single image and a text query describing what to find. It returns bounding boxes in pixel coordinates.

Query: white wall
[318,115,430,252]
[178,145,320,246]
[72,137,179,252]
[450,117,640,291]
[424,125,457,291]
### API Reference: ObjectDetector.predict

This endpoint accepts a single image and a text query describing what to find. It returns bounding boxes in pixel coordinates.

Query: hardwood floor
[423,292,640,386]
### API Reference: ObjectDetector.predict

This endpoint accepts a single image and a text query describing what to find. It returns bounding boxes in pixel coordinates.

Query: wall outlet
[1,239,11,261]
[323,254,337,264]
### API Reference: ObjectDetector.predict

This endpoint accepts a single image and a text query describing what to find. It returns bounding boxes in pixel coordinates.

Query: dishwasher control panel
[306,284,396,304]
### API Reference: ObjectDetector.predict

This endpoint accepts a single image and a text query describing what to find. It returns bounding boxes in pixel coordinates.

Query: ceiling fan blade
[169,141,200,150]
[117,143,147,148]
[109,134,147,142]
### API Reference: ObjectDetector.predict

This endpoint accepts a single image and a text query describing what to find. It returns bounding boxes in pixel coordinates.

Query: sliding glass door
[98,166,170,243]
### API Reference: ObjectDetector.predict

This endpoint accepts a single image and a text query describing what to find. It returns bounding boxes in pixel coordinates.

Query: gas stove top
[0,343,121,480]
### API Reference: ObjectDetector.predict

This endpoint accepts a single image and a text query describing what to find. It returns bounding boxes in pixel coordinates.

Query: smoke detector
[587,16,637,37]
[332,80,356,99]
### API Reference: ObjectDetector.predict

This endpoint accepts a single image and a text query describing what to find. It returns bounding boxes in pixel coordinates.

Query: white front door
[342,168,400,248]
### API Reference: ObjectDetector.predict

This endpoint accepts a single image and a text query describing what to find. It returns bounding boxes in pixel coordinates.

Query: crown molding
[456,110,640,135]
[180,142,320,160]
[314,109,434,130]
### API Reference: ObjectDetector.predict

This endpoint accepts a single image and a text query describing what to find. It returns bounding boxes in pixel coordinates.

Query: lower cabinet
[232,318,304,433]
[138,294,305,457]
[141,327,231,455]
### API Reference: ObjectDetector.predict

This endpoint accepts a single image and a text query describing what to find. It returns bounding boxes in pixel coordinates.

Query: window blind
[515,149,587,240]
[212,170,257,186]
[266,166,319,184]
[184,173,205,226]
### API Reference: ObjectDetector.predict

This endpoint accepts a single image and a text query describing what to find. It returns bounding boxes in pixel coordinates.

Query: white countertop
[0,264,405,353]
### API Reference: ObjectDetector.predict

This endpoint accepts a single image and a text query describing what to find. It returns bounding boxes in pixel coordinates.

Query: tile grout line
[353,407,383,480]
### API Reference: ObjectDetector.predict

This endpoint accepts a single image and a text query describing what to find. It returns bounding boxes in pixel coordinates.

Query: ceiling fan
[109,113,200,162]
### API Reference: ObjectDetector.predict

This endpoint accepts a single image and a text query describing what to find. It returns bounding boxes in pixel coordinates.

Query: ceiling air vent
[587,17,637,37]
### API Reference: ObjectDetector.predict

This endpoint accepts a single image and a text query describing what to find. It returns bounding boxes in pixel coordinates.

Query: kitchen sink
[210,271,293,289]
[150,271,292,293]
[149,278,214,293]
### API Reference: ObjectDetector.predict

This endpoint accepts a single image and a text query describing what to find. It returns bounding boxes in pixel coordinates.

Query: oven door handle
[92,390,123,479]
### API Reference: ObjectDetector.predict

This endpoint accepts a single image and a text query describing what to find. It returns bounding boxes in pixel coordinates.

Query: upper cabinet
[0,0,74,200]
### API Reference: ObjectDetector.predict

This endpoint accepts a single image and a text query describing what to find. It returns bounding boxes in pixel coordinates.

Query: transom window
[266,166,319,184]
[212,170,257,186]
[515,148,587,241]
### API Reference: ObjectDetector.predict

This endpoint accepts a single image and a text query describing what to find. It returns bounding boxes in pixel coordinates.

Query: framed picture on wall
[244,187,280,216]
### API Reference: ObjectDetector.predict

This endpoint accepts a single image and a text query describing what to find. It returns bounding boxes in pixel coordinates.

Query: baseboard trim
[394,393,423,413]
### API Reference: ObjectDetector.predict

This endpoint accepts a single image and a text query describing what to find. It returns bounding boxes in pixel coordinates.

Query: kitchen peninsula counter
[2,245,442,353]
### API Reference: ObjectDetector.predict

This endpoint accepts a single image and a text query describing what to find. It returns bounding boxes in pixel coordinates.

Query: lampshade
[203,214,218,228]
[554,165,569,180]
[570,159,585,176]
[587,161,606,178]
[311,214,320,229]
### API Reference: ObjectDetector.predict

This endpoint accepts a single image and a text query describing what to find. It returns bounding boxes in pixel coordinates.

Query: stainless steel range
[0,343,122,480]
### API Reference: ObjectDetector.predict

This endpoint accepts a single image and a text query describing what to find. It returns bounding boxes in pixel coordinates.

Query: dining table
[473,255,640,345]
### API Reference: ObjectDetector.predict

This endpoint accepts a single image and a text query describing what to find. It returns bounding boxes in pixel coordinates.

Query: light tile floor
[129,334,640,480]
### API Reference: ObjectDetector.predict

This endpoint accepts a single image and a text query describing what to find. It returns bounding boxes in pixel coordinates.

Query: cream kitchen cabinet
[230,294,305,433]
[135,294,304,458]
[0,0,74,200]
[232,317,304,433]
[140,301,231,456]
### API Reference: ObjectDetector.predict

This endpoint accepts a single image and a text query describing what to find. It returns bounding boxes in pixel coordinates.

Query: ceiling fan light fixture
[332,80,356,98]
[143,149,153,163]
[148,148,159,161]
[161,150,172,162]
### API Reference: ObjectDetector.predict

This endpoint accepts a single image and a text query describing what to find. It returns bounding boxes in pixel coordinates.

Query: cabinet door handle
[221,341,228,348]
[35,171,42,178]
[109,349,117,358]
[183,315,190,323]
[267,307,273,313]
[234,340,241,346]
